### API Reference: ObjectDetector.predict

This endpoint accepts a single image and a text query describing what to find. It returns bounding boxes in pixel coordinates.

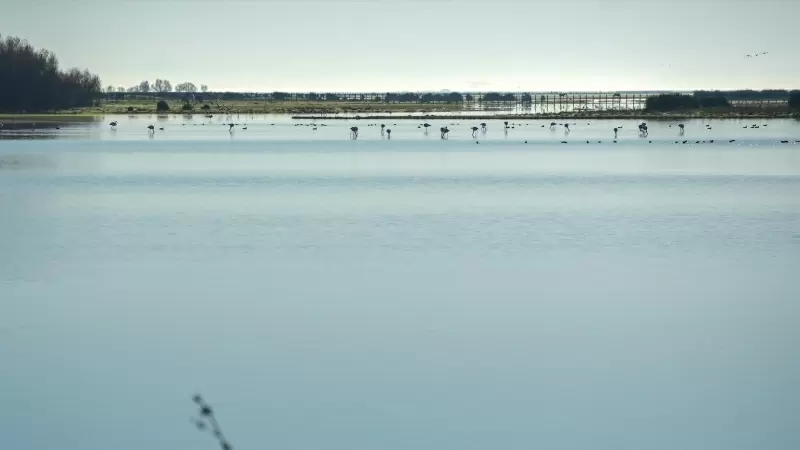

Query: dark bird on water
[147,125,155,133]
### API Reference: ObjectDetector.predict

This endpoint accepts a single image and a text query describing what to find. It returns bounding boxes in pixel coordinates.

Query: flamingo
[480,122,487,131]
[350,127,359,139]
[564,124,570,133]
[440,126,449,139]
[471,126,479,138]
[504,121,509,129]
[638,122,648,137]
[386,129,392,139]
[549,122,557,130]
[228,123,235,133]
[678,124,685,134]
[381,124,385,136]
[614,127,618,138]
[423,123,431,134]
[147,125,155,134]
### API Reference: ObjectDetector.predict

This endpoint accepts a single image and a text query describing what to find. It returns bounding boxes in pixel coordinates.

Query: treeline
[0,34,102,112]
[107,80,209,94]
[694,89,797,100]
[790,92,800,110]
[645,94,730,111]
[139,92,530,103]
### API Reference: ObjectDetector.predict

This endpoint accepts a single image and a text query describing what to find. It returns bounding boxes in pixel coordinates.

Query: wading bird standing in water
[386,129,391,139]
[564,124,570,133]
[423,123,431,134]
[480,122,487,131]
[549,122,557,130]
[440,126,449,139]
[471,126,479,138]
[350,127,359,139]
[678,124,685,134]
[381,124,385,136]
[109,121,118,129]
[614,127,618,138]
[147,125,155,134]
[228,123,235,133]
[638,122,648,137]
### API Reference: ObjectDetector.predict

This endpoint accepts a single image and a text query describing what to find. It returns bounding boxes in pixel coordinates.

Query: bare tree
[152,79,173,93]
[175,82,197,93]
[138,80,150,92]
[117,86,125,93]
[105,85,115,93]
[201,84,208,93]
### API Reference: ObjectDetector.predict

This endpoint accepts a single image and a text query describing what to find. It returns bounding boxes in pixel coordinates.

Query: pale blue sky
[2,0,797,92]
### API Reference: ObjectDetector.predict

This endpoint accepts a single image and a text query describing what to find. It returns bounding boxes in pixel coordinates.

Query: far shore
[291,111,798,121]
[1,111,796,125]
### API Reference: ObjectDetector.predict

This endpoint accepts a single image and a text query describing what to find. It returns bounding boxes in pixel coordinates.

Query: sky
[1,0,797,92]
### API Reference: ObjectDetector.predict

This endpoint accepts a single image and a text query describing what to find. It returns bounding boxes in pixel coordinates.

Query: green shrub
[156,100,169,112]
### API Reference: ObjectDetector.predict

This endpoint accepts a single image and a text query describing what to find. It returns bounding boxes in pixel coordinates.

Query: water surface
[2,118,800,450]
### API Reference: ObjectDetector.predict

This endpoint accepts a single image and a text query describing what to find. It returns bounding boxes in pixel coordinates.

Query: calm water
[2,117,800,450]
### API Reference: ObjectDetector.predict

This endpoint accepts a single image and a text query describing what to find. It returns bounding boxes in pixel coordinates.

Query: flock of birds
[96,119,800,145]
[3,119,797,146]
[340,120,798,145]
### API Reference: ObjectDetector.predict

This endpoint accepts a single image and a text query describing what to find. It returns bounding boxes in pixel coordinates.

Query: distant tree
[307,92,319,101]
[127,106,134,113]
[105,85,115,93]
[156,100,169,112]
[200,84,208,93]
[153,79,172,93]
[271,92,289,101]
[445,92,463,103]
[138,80,150,92]
[127,86,137,93]
[521,93,532,103]
[181,102,193,112]
[465,94,474,102]
[482,92,516,102]
[117,86,125,93]
[175,82,197,93]
[201,104,211,112]
[789,91,800,110]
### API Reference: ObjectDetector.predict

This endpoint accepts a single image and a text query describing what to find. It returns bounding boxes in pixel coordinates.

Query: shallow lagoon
[2,116,799,450]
